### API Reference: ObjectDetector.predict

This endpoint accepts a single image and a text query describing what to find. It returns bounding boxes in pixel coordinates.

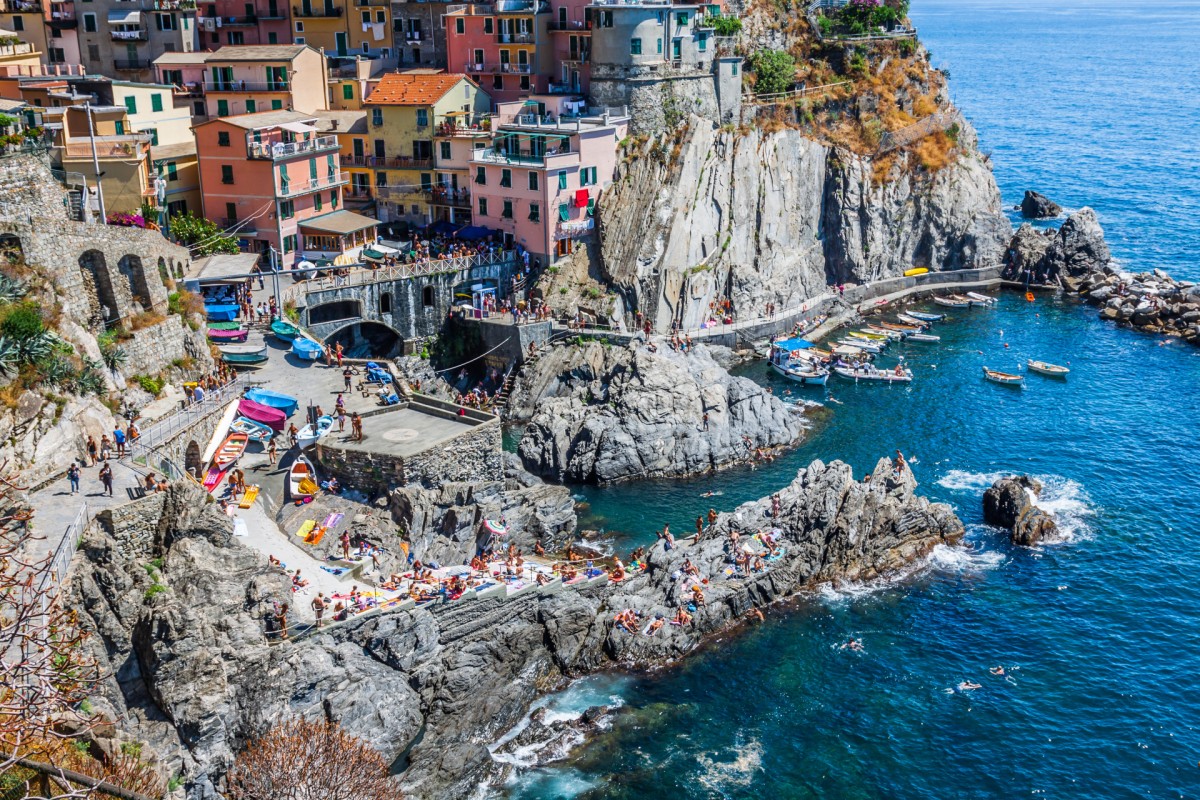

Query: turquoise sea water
[505,2,1200,797]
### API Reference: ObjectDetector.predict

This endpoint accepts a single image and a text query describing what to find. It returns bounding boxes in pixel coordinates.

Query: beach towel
[296,520,316,541]
[322,512,344,529]
[307,525,327,546]
[320,565,347,576]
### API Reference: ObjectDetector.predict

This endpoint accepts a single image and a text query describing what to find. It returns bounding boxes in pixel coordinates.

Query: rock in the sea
[514,341,806,483]
[1020,190,1062,219]
[1043,207,1112,279]
[983,475,1057,546]
[1002,223,1053,281]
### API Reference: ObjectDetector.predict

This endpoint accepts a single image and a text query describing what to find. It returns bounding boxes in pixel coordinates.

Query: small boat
[205,304,239,322]
[1027,359,1070,377]
[238,398,286,431]
[832,344,874,358]
[296,415,334,449]
[271,319,301,341]
[208,328,248,343]
[245,388,299,417]
[837,338,885,353]
[848,330,888,341]
[220,344,268,365]
[230,416,274,443]
[906,311,945,322]
[770,361,829,385]
[291,337,324,361]
[933,296,971,308]
[904,267,929,277]
[208,321,243,331]
[966,292,998,305]
[982,366,1024,386]
[213,432,249,469]
[289,455,319,498]
[864,326,905,340]
[896,313,932,328]
[878,320,922,332]
[834,365,913,383]
[906,332,941,342]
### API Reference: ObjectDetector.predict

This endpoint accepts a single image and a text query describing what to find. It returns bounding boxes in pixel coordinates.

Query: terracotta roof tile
[366,73,474,106]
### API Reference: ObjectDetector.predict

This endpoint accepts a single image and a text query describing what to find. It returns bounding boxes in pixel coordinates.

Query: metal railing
[247,135,338,160]
[59,134,152,158]
[292,3,341,15]
[38,501,87,605]
[286,249,517,300]
[206,80,289,92]
[878,111,957,154]
[463,61,532,74]
[110,29,147,41]
[496,31,535,43]
[135,375,241,451]
[113,58,149,70]
[278,171,349,197]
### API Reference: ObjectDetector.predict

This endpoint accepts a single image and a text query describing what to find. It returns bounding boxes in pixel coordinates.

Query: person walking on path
[343,367,353,392]
[267,437,278,466]
[99,463,113,496]
[86,435,98,466]
[100,435,112,461]
[67,462,80,495]
[113,426,126,459]
[337,409,346,433]
[335,342,344,367]
[350,412,363,442]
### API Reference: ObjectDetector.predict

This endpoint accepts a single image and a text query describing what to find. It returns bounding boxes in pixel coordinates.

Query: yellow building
[151,140,201,220]
[312,108,371,210]
[363,72,488,226]
[0,25,42,68]
[50,104,154,217]
[110,80,193,147]
[293,0,392,61]
[0,2,48,65]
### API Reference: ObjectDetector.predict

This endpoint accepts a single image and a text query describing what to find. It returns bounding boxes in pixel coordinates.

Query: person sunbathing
[682,559,699,577]
[691,586,706,607]
[534,540,545,556]
[753,556,766,572]
[268,554,282,570]
[291,570,309,588]
[561,564,578,582]
[535,572,550,586]
[672,607,693,626]
[610,558,626,581]
[646,616,665,636]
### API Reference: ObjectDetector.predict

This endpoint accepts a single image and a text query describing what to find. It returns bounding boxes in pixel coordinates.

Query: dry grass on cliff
[913,131,956,171]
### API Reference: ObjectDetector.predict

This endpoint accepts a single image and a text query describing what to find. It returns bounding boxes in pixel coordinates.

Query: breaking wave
[696,736,764,794]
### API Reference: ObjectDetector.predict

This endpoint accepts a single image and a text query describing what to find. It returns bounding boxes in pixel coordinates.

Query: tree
[750,49,797,96]
[169,212,240,257]
[227,718,404,800]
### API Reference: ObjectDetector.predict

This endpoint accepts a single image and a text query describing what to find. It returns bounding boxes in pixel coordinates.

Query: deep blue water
[504,2,1200,797]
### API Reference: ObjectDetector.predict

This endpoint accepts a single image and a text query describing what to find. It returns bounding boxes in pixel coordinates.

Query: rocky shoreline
[70,455,961,799]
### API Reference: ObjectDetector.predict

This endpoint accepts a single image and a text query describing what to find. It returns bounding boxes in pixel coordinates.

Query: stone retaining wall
[94,492,167,560]
[120,316,213,378]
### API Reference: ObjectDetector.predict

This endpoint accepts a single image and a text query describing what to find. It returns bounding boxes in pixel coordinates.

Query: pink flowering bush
[106,212,148,228]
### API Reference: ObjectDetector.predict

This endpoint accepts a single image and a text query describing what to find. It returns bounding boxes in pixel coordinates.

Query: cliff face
[597,117,1011,331]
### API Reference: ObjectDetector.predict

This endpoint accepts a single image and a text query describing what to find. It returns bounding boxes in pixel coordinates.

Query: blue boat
[245,388,299,417]
[229,416,274,443]
[205,304,239,322]
[291,337,324,361]
[906,311,945,322]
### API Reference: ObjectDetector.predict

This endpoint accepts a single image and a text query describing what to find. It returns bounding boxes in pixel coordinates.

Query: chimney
[331,119,339,130]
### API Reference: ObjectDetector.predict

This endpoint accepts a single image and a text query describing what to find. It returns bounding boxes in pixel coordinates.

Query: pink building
[445,1,552,104]
[196,0,292,49]
[470,98,627,262]
[547,0,590,95]
[195,109,377,268]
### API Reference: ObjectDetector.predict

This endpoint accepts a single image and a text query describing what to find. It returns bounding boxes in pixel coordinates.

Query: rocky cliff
[595,116,1011,332]
[71,458,961,799]
[512,339,807,483]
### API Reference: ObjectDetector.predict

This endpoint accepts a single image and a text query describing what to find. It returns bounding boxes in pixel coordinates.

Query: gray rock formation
[1043,207,1112,279]
[1020,190,1062,219]
[72,456,962,800]
[1002,223,1054,283]
[513,340,806,483]
[982,475,1057,546]
[595,116,1011,332]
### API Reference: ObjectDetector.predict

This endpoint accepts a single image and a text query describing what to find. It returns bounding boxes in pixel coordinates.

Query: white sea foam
[936,469,1011,492]
[928,540,1005,573]
[1030,476,1096,545]
[696,737,764,794]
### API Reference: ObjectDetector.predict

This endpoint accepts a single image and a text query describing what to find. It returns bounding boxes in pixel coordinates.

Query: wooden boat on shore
[270,319,301,341]
[907,332,941,342]
[864,325,905,340]
[834,365,913,383]
[967,292,998,305]
[291,337,323,361]
[237,398,286,431]
[208,328,248,343]
[296,415,335,448]
[205,304,239,322]
[982,366,1025,386]
[848,330,889,341]
[906,311,945,322]
[289,455,318,498]
[245,388,299,417]
[1027,359,1070,377]
[219,344,268,365]
[213,432,249,469]
[933,296,971,308]
[229,416,274,443]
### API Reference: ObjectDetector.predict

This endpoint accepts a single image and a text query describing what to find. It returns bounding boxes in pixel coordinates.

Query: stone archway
[157,256,173,290]
[324,321,402,359]
[184,440,202,480]
[118,254,152,312]
[0,233,23,266]
[79,250,119,328]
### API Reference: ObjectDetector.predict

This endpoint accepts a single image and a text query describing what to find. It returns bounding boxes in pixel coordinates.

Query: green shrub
[135,374,163,396]
[712,16,742,36]
[750,49,796,96]
[144,583,167,600]
[0,303,43,340]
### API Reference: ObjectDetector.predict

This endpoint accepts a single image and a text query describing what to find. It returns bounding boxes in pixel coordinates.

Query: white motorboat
[1026,359,1070,377]
[834,365,913,383]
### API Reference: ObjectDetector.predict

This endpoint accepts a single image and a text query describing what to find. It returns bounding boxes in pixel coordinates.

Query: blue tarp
[455,225,495,241]
[774,337,814,351]
[428,220,462,236]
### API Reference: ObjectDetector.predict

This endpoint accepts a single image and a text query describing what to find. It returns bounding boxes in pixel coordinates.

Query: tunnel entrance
[325,322,402,359]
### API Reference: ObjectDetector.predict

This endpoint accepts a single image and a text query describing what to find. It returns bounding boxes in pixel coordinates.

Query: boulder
[982,475,1057,546]
[1043,208,1112,279]
[1020,190,1063,219]
[1002,223,1053,281]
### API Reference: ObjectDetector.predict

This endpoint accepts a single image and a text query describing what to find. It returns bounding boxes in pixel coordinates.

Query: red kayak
[208,328,249,343]
[238,398,286,431]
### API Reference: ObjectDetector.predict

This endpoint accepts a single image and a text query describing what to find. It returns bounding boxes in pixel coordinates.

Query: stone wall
[94,492,167,560]
[590,63,737,133]
[120,316,212,378]
[139,396,240,481]
[460,318,552,366]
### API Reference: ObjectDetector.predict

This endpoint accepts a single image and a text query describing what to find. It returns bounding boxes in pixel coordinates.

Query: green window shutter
[148,128,158,146]
[558,203,569,222]
[167,162,177,180]
[151,93,163,112]
[271,99,283,110]
[310,159,318,180]
[558,171,567,190]
[331,191,338,208]
[587,198,595,216]
[217,99,229,117]
[114,121,124,135]
[124,96,137,114]
[327,154,335,178]
[343,84,354,100]
[314,194,322,211]
[246,99,256,113]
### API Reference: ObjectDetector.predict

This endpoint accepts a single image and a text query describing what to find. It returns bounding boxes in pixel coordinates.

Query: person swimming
[957,681,982,691]
[989,666,1006,676]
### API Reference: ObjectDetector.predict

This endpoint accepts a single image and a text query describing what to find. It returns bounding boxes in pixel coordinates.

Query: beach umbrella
[483,519,508,536]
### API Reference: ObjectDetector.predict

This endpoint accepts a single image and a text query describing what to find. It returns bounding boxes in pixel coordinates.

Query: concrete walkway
[25,457,145,565]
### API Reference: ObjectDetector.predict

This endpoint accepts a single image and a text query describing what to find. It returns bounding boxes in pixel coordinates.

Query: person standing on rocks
[99,462,113,496]
[341,530,352,562]
[311,593,326,629]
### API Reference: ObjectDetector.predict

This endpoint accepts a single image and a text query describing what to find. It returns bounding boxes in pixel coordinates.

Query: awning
[107,9,141,23]
[574,188,589,208]
[774,337,813,351]
[280,121,316,134]
[190,253,262,282]
[429,220,461,236]
[362,247,386,261]
[298,209,379,235]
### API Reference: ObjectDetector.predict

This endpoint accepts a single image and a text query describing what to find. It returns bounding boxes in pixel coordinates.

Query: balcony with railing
[547,82,583,95]
[352,0,388,5]
[399,30,424,42]
[555,217,594,240]
[248,135,338,160]
[0,0,43,11]
[206,80,289,92]
[48,0,74,22]
[113,58,150,70]
[462,62,532,74]
[209,13,257,24]
[59,133,153,159]
[171,81,204,97]
[292,3,341,16]
[344,187,373,201]
[369,155,433,169]
[111,28,148,41]
[472,144,574,167]
[0,40,36,58]
[278,171,349,197]
[144,0,197,9]
[496,31,535,43]
[436,115,491,137]
[374,184,426,202]
[428,186,471,208]
[548,19,589,32]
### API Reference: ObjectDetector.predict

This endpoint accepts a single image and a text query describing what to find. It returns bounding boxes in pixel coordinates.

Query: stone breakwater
[513,340,807,484]
[70,458,961,799]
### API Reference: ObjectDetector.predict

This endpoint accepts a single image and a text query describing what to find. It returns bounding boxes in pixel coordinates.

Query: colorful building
[110,79,193,145]
[50,103,155,215]
[291,0,392,63]
[362,71,489,226]
[0,0,50,64]
[471,98,626,262]
[445,1,551,104]
[390,0,449,70]
[311,108,370,209]
[74,0,198,84]
[430,107,489,227]
[200,44,328,118]
[195,0,291,48]
[45,0,81,68]
[151,139,201,218]
[0,24,43,69]
[547,0,590,94]
[194,109,376,268]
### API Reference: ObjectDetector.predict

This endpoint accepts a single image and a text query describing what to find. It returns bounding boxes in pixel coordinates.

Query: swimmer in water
[957,681,982,691]
[747,608,764,623]
[989,666,1006,676]
[841,638,864,652]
